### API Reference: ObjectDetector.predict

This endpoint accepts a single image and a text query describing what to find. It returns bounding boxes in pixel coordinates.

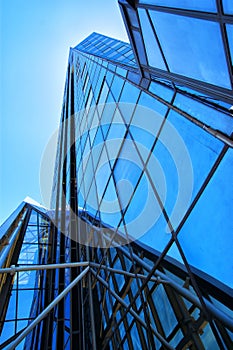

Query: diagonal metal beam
[90,268,175,350]
[89,262,168,284]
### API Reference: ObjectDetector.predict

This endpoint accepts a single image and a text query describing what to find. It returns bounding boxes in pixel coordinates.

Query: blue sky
[0,0,128,224]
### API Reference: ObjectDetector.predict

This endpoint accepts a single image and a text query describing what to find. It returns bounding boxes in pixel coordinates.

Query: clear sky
[0,0,128,225]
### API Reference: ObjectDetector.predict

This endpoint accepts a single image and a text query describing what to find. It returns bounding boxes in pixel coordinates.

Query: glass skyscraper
[1,1,233,349]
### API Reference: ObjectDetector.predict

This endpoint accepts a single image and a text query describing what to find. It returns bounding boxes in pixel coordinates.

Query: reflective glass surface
[149,11,231,88]
[174,93,233,135]
[222,0,233,14]
[138,0,217,11]
[178,149,233,287]
[226,24,233,65]
[138,9,166,69]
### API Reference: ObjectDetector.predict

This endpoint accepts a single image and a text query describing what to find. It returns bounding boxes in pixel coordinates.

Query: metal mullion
[136,3,233,23]
[143,64,233,106]
[118,3,144,76]
[22,242,51,246]
[14,272,19,335]
[128,5,150,71]
[56,98,69,348]
[3,317,33,322]
[12,288,47,291]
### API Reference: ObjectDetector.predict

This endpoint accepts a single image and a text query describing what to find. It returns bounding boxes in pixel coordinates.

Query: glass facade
[1,1,233,349]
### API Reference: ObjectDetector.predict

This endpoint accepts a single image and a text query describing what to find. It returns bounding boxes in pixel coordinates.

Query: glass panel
[149,80,174,102]
[98,81,109,105]
[151,284,177,337]
[120,81,140,105]
[174,93,233,135]
[139,0,217,12]
[83,154,94,196]
[222,0,233,14]
[200,323,220,349]
[95,147,111,202]
[138,91,168,116]
[138,9,166,69]
[178,149,233,288]
[0,321,15,344]
[18,244,39,265]
[149,11,231,88]
[226,24,233,66]
[123,164,169,244]
[116,66,128,77]
[110,75,125,102]
[87,179,100,217]
[100,207,122,240]
[139,210,171,252]
[18,290,35,318]
[164,110,223,229]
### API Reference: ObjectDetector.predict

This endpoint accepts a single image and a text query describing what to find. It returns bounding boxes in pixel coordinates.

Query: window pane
[138,9,166,69]
[149,11,231,88]
[139,0,217,12]
[162,110,223,230]
[226,24,233,66]
[178,149,233,288]
[222,0,233,14]
[174,93,233,135]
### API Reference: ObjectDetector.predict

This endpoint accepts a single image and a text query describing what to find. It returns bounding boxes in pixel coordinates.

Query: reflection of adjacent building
[1,1,233,349]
